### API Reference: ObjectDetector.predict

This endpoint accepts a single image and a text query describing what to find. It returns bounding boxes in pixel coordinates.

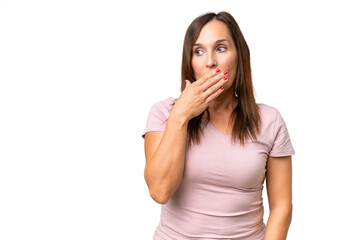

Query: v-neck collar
[207,121,232,138]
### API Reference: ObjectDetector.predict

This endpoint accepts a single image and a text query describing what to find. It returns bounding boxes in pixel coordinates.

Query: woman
[142,11,295,240]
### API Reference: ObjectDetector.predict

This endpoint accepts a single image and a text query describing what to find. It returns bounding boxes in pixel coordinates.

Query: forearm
[264,204,292,240]
[144,111,188,204]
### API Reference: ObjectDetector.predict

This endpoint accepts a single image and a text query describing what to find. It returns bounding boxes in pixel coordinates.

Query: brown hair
[174,11,261,147]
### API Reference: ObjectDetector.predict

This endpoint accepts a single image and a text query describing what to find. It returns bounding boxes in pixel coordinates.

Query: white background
[1,0,359,239]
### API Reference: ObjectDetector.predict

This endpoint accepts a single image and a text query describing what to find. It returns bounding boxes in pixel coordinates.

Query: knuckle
[211,85,218,92]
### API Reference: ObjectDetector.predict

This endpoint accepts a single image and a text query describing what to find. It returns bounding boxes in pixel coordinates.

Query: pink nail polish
[223,70,228,75]
[216,68,220,73]
[184,80,187,85]
[224,76,228,81]
[220,86,224,90]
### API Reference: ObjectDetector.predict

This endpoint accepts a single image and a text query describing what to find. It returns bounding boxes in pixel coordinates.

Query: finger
[203,75,227,99]
[184,80,191,87]
[200,70,228,92]
[192,69,219,86]
[205,85,225,103]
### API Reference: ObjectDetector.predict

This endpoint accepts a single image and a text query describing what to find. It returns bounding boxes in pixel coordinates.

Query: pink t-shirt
[142,97,295,240]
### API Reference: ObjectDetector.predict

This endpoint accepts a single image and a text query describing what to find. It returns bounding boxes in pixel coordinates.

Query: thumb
[184,80,191,88]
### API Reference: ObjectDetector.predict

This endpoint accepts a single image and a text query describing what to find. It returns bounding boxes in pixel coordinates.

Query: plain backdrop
[1,0,359,239]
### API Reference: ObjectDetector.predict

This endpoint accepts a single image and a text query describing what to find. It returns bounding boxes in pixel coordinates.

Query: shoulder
[151,97,176,112]
[258,103,295,156]
[257,103,279,123]
[257,103,292,138]
[148,97,177,119]
[153,97,176,108]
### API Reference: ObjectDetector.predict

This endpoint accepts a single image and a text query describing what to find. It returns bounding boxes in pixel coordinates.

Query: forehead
[195,20,232,44]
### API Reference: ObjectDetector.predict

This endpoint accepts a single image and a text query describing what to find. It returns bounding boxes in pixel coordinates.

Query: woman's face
[191,20,238,90]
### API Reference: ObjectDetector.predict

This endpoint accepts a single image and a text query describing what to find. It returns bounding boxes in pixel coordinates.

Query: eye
[194,48,204,56]
[217,46,227,52]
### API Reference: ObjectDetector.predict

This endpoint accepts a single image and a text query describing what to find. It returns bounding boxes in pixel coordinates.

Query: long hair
[173,11,261,147]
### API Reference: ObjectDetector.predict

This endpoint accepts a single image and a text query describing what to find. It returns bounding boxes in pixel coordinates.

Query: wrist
[168,110,189,127]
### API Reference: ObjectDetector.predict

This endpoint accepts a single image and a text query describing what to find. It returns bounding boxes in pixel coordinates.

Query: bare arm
[143,69,228,204]
[265,155,293,240]
[144,112,188,204]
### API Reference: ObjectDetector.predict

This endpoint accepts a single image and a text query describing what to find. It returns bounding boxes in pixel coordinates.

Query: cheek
[222,55,237,82]
[223,57,237,78]
[191,59,204,78]
[222,54,237,69]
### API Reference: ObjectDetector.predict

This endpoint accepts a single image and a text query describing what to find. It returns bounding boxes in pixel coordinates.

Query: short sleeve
[141,98,174,139]
[268,109,295,157]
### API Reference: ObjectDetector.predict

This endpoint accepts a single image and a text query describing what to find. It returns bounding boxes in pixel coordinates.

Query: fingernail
[223,70,228,75]
[220,86,224,90]
[184,80,187,85]
[224,76,228,81]
[216,68,220,73]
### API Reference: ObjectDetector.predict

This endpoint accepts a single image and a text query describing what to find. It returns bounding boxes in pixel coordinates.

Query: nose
[205,53,217,69]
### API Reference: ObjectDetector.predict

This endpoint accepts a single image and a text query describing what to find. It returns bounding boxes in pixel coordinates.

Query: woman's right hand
[172,68,228,121]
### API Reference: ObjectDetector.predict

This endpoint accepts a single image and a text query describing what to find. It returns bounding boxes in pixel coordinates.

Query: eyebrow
[193,39,230,47]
